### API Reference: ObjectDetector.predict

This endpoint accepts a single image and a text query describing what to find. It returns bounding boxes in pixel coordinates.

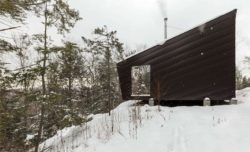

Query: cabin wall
[117,10,236,101]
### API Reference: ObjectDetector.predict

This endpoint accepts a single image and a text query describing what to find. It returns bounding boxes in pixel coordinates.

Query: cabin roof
[118,9,237,66]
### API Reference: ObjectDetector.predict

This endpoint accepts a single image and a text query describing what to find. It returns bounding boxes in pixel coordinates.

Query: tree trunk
[68,76,72,107]
[35,2,48,152]
[107,48,111,115]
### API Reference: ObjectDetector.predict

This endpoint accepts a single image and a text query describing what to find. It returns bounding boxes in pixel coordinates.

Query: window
[131,65,150,96]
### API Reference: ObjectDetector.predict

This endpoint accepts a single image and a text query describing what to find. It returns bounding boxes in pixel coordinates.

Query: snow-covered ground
[40,88,250,152]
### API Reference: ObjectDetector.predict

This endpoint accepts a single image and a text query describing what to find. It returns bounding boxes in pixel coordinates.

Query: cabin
[117,9,237,105]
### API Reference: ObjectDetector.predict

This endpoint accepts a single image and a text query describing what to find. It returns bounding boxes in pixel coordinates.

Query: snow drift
[40,88,250,152]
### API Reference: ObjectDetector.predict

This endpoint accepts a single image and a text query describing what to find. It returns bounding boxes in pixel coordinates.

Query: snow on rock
[40,88,250,152]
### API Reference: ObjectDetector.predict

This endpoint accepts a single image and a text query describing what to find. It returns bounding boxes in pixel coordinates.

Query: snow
[198,23,206,33]
[26,134,35,141]
[131,94,151,96]
[40,88,250,152]
[122,39,168,61]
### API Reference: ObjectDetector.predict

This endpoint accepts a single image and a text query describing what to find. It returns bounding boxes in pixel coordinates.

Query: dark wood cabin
[117,10,237,104]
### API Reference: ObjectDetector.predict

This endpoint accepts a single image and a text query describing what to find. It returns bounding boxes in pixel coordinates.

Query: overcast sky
[70,0,250,76]
[1,0,250,75]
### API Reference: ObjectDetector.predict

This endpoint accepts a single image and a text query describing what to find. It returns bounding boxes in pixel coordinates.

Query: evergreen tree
[236,66,243,90]
[49,41,86,128]
[0,91,27,151]
[0,0,42,22]
[28,1,81,151]
[0,33,39,151]
[242,76,248,89]
[82,26,124,115]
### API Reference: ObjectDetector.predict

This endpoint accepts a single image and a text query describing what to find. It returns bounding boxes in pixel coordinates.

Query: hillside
[40,88,250,152]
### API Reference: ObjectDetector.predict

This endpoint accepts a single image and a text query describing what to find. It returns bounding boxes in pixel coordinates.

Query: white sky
[1,0,250,75]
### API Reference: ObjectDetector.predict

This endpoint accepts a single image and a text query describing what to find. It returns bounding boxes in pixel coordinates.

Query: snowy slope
[40,88,250,152]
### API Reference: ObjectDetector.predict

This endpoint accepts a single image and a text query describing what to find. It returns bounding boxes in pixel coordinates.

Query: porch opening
[131,65,151,96]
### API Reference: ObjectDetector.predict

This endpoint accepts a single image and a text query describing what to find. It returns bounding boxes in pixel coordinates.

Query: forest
[0,1,128,151]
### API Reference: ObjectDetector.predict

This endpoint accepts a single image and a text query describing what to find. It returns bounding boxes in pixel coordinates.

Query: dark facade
[117,10,237,101]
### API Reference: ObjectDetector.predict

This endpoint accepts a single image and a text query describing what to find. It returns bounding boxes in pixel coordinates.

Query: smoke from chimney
[157,0,168,18]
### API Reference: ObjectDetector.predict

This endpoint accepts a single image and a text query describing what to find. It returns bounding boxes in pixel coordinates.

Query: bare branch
[0,26,21,32]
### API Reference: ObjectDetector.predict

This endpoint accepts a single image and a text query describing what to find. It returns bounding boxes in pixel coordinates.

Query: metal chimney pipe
[164,17,168,39]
